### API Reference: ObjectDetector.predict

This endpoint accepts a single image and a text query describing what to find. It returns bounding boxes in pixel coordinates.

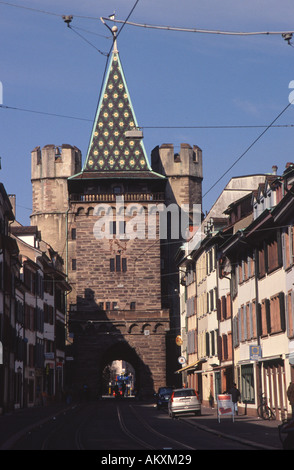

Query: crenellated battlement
[151,143,203,217]
[151,143,203,181]
[31,144,82,181]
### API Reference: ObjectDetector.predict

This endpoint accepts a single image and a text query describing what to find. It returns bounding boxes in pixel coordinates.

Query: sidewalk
[183,405,284,450]
[0,402,73,450]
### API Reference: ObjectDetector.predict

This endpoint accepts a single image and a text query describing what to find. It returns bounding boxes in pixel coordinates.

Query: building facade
[0,185,20,413]
[178,169,294,419]
[10,224,70,408]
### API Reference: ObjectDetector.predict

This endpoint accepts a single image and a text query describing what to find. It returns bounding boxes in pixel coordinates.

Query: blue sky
[1,0,294,225]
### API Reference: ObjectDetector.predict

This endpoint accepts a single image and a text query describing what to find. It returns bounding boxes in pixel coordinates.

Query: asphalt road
[9,397,260,451]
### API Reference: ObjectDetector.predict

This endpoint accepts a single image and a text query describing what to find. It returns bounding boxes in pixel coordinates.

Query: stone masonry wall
[69,201,170,397]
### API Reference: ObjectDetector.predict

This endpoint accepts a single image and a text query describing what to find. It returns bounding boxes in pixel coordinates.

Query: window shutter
[223,334,228,360]
[217,335,222,361]
[211,331,215,356]
[217,298,221,320]
[222,296,226,319]
[265,299,271,334]
[236,263,239,284]
[264,242,268,273]
[249,303,253,339]
[256,303,262,337]
[279,292,286,332]
[206,332,210,357]
[282,231,286,268]
[286,293,289,337]
[233,316,238,347]
[277,231,283,267]
[209,290,213,311]
[243,304,247,340]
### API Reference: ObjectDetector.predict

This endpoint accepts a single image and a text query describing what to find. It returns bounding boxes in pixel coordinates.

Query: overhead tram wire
[202,99,294,199]
[115,0,140,39]
[1,2,294,42]
[1,103,294,130]
[0,1,100,20]
[102,16,294,39]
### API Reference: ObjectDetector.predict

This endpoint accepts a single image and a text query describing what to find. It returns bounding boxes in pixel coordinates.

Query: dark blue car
[155,387,174,410]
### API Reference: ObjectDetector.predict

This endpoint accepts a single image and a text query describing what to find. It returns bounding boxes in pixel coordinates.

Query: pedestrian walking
[229,382,241,415]
[287,381,294,417]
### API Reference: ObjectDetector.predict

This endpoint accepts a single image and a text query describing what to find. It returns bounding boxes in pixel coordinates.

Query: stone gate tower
[30,32,203,396]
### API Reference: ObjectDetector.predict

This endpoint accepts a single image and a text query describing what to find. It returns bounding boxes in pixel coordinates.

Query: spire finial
[112,25,118,53]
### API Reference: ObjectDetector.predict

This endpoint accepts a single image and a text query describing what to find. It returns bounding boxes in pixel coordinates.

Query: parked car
[168,388,201,418]
[155,387,174,409]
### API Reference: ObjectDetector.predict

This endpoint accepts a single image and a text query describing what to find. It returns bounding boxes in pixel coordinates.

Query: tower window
[72,259,76,271]
[122,257,127,272]
[110,221,126,236]
[110,258,115,272]
[71,228,76,240]
[110,255,127,272]
[110,221,116,235]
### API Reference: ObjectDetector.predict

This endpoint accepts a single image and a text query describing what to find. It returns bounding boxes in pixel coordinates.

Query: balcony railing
[70,192,165,203]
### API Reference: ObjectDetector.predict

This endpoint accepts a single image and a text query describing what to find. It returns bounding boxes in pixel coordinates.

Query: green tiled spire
[83,42,151,172]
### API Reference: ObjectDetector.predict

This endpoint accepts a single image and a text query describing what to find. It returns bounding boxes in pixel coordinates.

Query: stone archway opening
[98,341,150,398]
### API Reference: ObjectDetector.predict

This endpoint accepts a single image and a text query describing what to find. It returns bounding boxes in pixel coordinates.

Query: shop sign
[249,345,262,361]
[178,356,186,365]
[44,352,55,360]
[176,335,183,346]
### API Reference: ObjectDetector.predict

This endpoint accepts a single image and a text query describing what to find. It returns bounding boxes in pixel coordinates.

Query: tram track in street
[73,400,197,450]
[6,398,266,450]
[116,402,196,450]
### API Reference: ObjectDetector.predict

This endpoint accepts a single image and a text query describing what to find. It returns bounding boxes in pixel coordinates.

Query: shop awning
[174,360,201,374]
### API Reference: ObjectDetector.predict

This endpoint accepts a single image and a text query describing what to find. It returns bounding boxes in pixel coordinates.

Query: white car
[168,388,201,418]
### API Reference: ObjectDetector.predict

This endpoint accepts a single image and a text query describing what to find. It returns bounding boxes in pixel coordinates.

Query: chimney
[272,165,278,175]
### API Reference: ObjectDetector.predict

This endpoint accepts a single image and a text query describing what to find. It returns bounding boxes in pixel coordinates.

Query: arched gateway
[69,307,169,398]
